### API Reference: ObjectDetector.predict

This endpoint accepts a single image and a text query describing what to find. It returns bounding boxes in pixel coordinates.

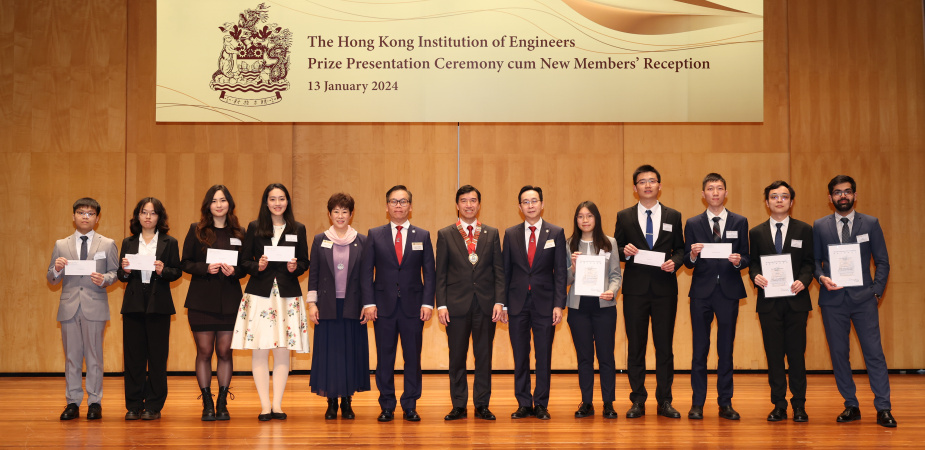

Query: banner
[156,0,763,122]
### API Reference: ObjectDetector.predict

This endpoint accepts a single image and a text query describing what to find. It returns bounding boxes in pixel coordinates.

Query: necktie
[527,226,537,267]
[395,225,403,264]
[712,217,722,243]
[774,223,783,254]
[645,210,654,249]
[840,217,850,243]
[80,236,88,260]
[467,225,475,254]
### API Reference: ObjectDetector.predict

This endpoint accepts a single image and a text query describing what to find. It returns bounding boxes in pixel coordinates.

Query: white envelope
[126,254,156,271]
[700,243,733,259]
[206,249,238,266]
[634,250,666,267]
[265,245,295,262]
[65,260,96,276]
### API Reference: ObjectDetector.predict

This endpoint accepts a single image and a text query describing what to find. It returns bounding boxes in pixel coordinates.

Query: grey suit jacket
[813,212,890,306]
[46,233,119,321]
[565,236,622,309]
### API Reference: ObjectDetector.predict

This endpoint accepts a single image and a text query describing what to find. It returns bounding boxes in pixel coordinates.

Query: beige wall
[2,0,923,373]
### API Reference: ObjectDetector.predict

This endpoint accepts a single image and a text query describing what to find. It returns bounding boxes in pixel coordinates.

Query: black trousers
[509,293,555,408]
[446,296,496,408]
[122,312,171,412]
[623,293,677,404]
[758,300,808,409]
[567,297,617,404]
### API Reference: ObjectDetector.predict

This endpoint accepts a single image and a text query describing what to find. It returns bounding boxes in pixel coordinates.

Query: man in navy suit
[684,173,749,420]
[361,185,436,422]
[813,175,896,428]
[503,185,567,420]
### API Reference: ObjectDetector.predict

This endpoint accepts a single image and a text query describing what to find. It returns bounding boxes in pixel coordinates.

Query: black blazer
[503,221,567,317]
[117,233,182,315]
[748,218,815,313]
[435,223,506,316]
[307,232,366,321]
[683,210,750,299]
[613,204,685,297]
[240,220,309,298]
[180,223,247,314]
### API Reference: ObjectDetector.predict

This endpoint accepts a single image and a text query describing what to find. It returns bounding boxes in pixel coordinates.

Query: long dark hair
[129,197,170,236]
[569,201,612,254]
[256,183,296,238]
[196,184,245,248]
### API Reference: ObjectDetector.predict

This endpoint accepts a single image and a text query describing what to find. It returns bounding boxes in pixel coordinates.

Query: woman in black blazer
[181,185,247,421]
[117,197,182,420]
[231,183,309,421]
[307,193,370,420]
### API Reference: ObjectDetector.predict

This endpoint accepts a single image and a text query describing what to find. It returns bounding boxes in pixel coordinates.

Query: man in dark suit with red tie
[361,185,435,422]
[684,173,750,420]
[748,180,813,423]
[503,185,567,420]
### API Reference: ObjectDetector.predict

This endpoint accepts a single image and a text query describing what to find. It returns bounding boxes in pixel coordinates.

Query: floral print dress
[231,279,310,352]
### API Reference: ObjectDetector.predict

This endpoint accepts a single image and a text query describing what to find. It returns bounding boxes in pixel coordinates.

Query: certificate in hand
[634,249,665,267]
[264,245,296,262]
[126,254,156,271]
[206,249,239,266]
[760,254,794,298]
[65,260,97,276]
[829,243,864,287]
[700,243,733,259]
[573,255,606,297]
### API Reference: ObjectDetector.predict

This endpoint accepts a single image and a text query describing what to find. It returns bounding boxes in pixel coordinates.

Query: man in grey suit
[813,175,896,428]
[46,198,119,420]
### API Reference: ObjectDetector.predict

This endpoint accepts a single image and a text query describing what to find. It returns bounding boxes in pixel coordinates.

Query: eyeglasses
[520,199,540,206]
[769,194,791,201]
[76,211,97,218]
[636,178,658,186]
[139,211,159,217]
[832,189,854,198]
[388,199,410,207]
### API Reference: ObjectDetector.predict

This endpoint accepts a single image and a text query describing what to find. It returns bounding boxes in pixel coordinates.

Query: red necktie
[528,226,537,267]
[395,225,403,265]
[467,225,475,254]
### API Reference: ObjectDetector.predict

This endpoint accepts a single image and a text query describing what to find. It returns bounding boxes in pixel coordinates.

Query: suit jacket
[435,222,505,316]
[240,220,309,298]
[361,223,436,318]
[748,218,814,313]
[683,210,750,299]
[46,233,119,321]
[566,236,622,309]
[813,212,890,306]
[613,204,685,297]
[307,232,367,321]
[503,221,567,317]
[117,233,182,315]
[181,223,247,314]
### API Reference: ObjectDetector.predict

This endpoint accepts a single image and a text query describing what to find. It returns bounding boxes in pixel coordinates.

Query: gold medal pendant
[468,253,479,265]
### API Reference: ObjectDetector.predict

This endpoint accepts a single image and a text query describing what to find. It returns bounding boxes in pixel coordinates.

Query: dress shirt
[271,224,286,246]
[524,218,544,249]
[637,202,662,246]
[390,220,411,244]
[835,211,856,242]
[769,216,790,245]
[138,231,159,284]
[690,208,730,264]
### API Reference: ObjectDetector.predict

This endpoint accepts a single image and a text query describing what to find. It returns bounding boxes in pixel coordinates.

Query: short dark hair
[518,185,543,203]
[764,180,795,201]
[827,175,856,194]
[702,173,726,190]
[73,198,101,215]
[327,192,355,213]
[386,185,412,203]
[456,185,481,203]
[129,197,170,236]
[632,165,661,184]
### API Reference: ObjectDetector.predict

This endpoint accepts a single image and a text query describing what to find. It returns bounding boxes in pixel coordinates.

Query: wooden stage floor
[1,373,922,448]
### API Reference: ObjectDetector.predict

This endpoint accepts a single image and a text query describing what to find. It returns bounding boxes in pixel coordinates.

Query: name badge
[412,242,424,251]
[857,234,869,243]
[791,239,802,248]
[602,251,612,260]
[662,223,673,232]
[285,234,297,242]
[321,240,334,249]
[544,239,555,249]
[93,252,107,260]
[726,230,738,239]
[230,238,242,246]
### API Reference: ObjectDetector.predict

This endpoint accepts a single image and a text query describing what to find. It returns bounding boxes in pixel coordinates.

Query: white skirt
[231,280,310,353]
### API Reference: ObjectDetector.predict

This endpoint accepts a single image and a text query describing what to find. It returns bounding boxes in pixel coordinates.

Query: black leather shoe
[87,403,102,420]
[325,398,338,420]
[534,405,551,420]
[792,407,808,422]
[404,410,421,422]
[340,397,355,420]
[444,407,467,421]
[258,413,272,421]
[626,402,645,419]
[719,405,740,420]
[125,409,141,421]
[836,406,861,423]
[60,403,79,421]
[602,402,618,419]
[767,407,787,422]
[511,406,535,419]
[877,410,897,428]
[140,410,161,420]
[688,405,704,420]
[474,406,496,420]
[377,410,394,422]
[271,411,287,420]
[657,401,681,419]
[574,402,594,418]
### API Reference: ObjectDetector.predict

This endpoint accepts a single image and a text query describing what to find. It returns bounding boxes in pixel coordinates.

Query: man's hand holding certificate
[828,243,864,287]
[759,254,795,298]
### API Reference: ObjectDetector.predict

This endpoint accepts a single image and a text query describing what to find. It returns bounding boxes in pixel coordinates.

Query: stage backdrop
[156,0,764,122]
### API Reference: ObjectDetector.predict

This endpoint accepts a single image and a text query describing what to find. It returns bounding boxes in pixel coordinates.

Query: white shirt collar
[524,218,544,231]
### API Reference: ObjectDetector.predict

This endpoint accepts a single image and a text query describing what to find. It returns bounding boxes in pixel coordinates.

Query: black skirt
[188,307,236,332]
[309,298,371,398]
